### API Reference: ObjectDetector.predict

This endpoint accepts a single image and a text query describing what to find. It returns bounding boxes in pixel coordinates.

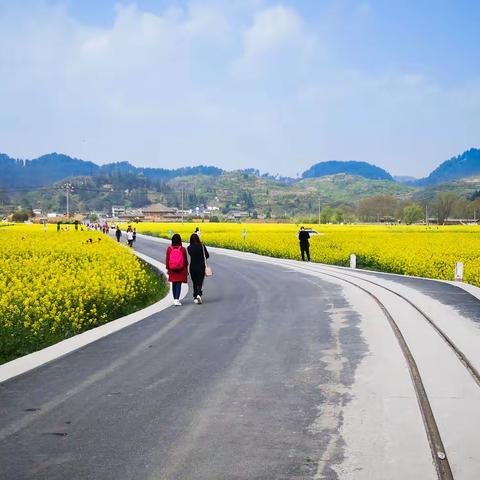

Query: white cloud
[244,5,303,57]
[232,4,316,80]
[0,1,478,178]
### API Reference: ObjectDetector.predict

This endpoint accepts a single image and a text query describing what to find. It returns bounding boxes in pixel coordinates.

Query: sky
[0,0,479,178]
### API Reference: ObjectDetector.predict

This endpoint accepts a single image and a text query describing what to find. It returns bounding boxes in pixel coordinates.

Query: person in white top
[126,225,134,247]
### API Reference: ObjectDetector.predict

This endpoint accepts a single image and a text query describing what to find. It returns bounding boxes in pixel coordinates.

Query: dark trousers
[172,282,182,299]
[190,265,205,298]
[300,243,310,261]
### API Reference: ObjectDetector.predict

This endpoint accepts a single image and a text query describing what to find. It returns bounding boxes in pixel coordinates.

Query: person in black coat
[298,226,310,261]
[187,233,210,304]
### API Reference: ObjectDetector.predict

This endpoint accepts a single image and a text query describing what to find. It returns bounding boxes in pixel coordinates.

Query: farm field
[0,224,166,363]
[132,222,480,286]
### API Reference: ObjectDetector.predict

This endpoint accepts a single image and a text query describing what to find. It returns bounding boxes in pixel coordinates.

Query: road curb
[0,250,186,384]
[137,233,480,300]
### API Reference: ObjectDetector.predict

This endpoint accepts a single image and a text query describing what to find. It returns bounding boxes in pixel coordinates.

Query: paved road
[1,235,480,479]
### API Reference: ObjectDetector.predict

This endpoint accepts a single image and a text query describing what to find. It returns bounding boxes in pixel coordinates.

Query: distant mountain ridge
[0,152,223,188]
[415,148,480,186]
[2,148,479,190]
[0,153,98,188]
[302,160,393,181]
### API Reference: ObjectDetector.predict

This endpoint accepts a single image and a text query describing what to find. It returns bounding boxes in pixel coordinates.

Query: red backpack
[169,246,185,271]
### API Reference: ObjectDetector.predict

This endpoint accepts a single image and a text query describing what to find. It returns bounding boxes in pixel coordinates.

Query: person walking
[166,234,188,306]
[126,225,134,247]
[187,233,209,304]
[194,226,201,238]
[133,227,137,244]
[298,226,310,261]
[115,226,122,242]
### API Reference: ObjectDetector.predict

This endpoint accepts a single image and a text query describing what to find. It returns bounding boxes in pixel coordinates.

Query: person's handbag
[203,244,213,277]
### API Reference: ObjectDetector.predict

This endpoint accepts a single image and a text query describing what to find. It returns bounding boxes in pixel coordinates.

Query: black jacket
[298,230,310,245]
[187,244,209,267]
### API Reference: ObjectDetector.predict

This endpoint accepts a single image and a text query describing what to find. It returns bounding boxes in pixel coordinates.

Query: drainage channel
[289,263,454,480]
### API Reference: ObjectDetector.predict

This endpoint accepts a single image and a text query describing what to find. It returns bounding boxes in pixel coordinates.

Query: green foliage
[333,208,344,223]
[403,203,423,224]
[11,212,29,222]
[302,160,393,180]
[417,148,480,186]
[436,192,459,224]
[320,206,334,223]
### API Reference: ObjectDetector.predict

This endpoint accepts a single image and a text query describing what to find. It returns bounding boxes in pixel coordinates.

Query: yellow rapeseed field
[132,222,480,286]
[0,224,165,363]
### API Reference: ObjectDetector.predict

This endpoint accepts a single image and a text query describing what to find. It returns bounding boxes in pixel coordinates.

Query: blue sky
[0,0,479,177]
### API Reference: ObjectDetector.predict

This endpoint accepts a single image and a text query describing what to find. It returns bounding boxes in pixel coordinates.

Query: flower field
[134,222,480,286]
[0,225,166,363]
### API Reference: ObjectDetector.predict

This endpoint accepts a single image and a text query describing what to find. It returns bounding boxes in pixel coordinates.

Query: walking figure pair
[166,233,210,306]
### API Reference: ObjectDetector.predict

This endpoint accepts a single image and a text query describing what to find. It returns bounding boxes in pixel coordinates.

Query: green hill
[166,172,415,216]
[416,148,480,186]
[302,160,393,180]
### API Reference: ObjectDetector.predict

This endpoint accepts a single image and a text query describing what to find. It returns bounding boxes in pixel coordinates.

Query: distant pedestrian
[166,234,188,306]
[298,226,310,261]
[126,225,134,247]
[133,227,137,243]
[187,233,210,304]
[194,227,201,238]
[115,226,122,242]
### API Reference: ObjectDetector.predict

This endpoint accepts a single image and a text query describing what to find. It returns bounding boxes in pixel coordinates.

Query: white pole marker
[455,261,464,281]
[350,254,357,269]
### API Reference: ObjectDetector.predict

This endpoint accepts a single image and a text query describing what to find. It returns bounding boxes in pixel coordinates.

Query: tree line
[306,192,480,225]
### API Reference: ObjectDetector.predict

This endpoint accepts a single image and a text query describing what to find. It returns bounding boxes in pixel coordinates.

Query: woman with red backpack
[166,233,188,306]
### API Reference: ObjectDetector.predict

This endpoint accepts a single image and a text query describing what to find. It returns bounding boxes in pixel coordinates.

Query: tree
[320,206,334,223]
[333,208,344,224]
[435,192,458,224]
[357,195,398,222]
[403,204,423,224]
[12,212,29,222]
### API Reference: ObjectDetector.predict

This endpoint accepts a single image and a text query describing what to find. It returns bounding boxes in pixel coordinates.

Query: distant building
[227,210,250,220]
[112,206,126,217]
[142,203,181,221]
[117,208,145,222]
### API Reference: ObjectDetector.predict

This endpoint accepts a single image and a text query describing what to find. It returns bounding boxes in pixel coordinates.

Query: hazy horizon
[0,0,479,177]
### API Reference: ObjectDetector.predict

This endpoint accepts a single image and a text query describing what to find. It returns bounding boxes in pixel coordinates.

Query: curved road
[1,234,480,479]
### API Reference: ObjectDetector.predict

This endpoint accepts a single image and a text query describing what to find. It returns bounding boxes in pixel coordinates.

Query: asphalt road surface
[1,235,480,479]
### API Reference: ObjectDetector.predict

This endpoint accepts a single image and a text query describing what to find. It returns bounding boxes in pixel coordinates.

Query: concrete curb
[137,233,480,300]
[0,250,186,384]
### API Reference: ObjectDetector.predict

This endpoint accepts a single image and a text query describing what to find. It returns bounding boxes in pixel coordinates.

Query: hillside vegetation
[2,148,480,219]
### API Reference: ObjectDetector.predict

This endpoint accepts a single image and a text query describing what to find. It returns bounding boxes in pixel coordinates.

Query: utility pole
[318,198,321,224]
[64,183,73,218]
[181,186,184,225]
[425,204,428,226]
